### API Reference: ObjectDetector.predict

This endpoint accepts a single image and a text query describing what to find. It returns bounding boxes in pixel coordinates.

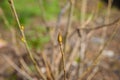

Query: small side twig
[8,0,46,80]
[58,32,66,80]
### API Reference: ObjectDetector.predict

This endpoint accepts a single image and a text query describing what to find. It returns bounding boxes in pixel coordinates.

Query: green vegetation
[0,0,60,50]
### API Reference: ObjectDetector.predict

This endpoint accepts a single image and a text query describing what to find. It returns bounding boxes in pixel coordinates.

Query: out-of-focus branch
[41,52,55,80]
[87,66,99,80]
[1,55,33,80]
[55,1,70,30]
[79,19,120,80]
[37,0,50,31]
[102,0,113,40]
[68,18,120,39]
[37,0,47,25]
[64,0,75,52]
[79,0,88,76]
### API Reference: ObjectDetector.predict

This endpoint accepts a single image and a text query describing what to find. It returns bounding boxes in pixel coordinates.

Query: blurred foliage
[75,57,81,63]
[0,0,13,25]
[0,0,60,24]
[0,0,59,50]
[42,0,60,19]
[26,26,50,50]
[29,64,36,73]
[6,74,17,80]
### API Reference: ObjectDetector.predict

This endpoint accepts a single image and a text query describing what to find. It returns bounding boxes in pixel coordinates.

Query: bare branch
[68,18,120,39]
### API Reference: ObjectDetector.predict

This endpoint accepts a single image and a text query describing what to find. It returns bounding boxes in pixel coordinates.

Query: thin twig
[58,32,66,80]
[8,0,46,79]
[64,0,74,52]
